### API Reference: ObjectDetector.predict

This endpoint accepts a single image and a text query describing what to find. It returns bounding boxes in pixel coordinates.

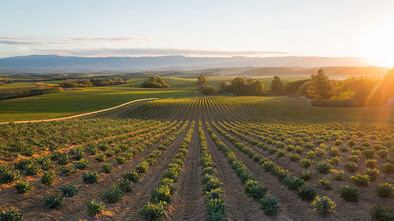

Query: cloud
[0,36,152,46]
[62,37,152,44]
[36,48,288,57]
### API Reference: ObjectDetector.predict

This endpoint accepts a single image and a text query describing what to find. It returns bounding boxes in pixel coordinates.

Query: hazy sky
[1,0,393,62]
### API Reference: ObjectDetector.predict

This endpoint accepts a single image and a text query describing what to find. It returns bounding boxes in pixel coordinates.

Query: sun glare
[358,19,394,67]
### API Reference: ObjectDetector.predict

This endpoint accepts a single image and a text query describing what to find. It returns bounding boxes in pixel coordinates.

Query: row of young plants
[0,121,175,185]
[31,121,189,218]
[205,122,280,216]
[0,121,186,219]
[126,98,195,120]
[139,123,195,220]
[41,120,189,216]
[228,120,392,174]
[101,121,190,204]
[212,120,394,218]
[0,118,158,159]
[209,121,339,216]
[198,121,226,220]
[220,120,393,197]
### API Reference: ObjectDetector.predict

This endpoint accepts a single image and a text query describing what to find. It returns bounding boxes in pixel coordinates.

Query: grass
[0,86,192,122]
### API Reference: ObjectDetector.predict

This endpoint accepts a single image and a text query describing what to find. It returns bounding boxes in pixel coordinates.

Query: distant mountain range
[0,55,380,73]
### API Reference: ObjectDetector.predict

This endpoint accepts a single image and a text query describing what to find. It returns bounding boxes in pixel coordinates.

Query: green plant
[339,186,359,201]
[318,178,332,190]
[103,187,124,203]
[276,149,285,157]
[205,198,225,220]
[351,174,370,186]
[0,207,23,221]
[376,183,393,197]
[300,171,312,181]
[289,153,300,161]
[88,200,105,215]
[365,159,377,168]
[41,170,56,185]
[365,168,380,181]
[244,180,267,200]
[316,161,333,174]
[330,169,345,180]
[344,161,358,172]
[60,165,76,176]
[115,156,127,165]
[60,184,78,197]
[95,154,106,162]
[311,196,336,215]
[377,150,388,158]
[282,175,305,190]
[15,180,34,193]
[260,196,280,215]
[102,163,113,173]
[348,140,356,146]
[44,194,65,209]
[300,158,313,168]
[123,170,139,183]
[136,161,149,174]
[75,158,90,170]
[139,201,167,220]
[371,205,394,221]
[0,164,20,184]
[297,185,316,200]
[150,186,171,204]
[83,172,101,184]
[116,178,133,193]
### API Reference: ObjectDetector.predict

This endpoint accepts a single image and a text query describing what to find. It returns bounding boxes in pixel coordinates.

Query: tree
[141,76,169,88]
[231,77,247,95]
[248,79,264,95]
[307,69,333,99]
[219,81,232,92]
[202,85,216,95]
[270,76,283,94]
[197,75,208,87]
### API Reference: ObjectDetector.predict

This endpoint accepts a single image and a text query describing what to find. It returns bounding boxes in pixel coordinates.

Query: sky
[0,0,393,65]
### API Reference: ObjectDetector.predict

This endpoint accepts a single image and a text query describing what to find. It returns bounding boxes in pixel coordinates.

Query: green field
[0,77,300,122]
[0,86,192,122]
[0,96,392,220]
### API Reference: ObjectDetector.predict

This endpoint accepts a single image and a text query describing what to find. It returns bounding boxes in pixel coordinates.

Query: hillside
[0,55,381,73]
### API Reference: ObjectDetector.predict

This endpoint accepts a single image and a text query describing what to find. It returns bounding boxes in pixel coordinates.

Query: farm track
[164,124,206,221]
[202,122,270,221]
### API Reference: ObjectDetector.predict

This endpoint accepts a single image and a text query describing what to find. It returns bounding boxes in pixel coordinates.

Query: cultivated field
[0,96,393,220]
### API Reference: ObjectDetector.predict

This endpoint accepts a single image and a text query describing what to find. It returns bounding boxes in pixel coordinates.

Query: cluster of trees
[198,75,217,95]
[230,77,265,96]
[60,78,125,88]
[0,79,11,85]
[306,68,394,106]
[141,76,169,88]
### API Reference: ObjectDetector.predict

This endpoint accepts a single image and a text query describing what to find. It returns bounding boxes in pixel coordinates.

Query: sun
[358,19,394,67]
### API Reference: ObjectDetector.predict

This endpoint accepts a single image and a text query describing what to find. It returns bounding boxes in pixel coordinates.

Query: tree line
[197,68,394,107]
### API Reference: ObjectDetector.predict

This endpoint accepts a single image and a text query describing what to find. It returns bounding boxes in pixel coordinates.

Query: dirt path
[201,122,271,221]
[165,123,206,220]
[0,98,158,124]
